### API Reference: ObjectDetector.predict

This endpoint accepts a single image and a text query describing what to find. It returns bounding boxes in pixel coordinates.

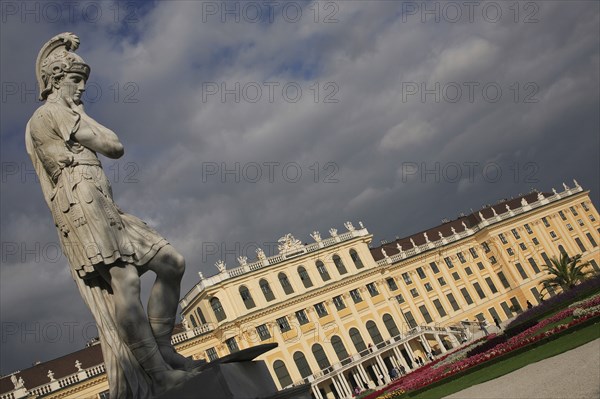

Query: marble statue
[215,260,227,273]
[26,33,201,398]
[310,230,322,242]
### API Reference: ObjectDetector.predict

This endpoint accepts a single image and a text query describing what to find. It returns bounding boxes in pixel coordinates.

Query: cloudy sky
[1,0,598,374]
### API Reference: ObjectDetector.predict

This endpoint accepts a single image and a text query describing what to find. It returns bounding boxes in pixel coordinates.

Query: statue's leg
[96,262,193,389]
[145,245,206,371]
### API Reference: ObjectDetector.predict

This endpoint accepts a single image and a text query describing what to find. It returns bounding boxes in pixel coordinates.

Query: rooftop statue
[26,33,201,398]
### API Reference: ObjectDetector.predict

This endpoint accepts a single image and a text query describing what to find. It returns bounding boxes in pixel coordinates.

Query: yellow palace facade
[1,181,599,399]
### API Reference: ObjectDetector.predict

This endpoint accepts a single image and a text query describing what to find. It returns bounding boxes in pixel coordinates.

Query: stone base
[154,344,311,399]
[154,361,311,399]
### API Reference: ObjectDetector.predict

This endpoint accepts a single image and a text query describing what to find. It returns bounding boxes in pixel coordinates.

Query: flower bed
[505,275,600,331]
[367,294,600,399]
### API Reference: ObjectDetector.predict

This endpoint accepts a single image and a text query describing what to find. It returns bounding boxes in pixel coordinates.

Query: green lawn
[405,321,600,399]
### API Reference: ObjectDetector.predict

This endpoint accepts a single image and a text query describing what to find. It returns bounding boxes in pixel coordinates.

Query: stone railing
[289,324,466,388]
[2,362,107,399]
[171,323,215,345]
[181,227,370,306]
[375,183,583,267]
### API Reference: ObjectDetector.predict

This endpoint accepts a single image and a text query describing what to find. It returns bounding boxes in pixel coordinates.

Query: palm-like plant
[540,253,592,296]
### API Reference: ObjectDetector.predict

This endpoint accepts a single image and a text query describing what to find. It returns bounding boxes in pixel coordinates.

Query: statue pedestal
[154,344,311,399]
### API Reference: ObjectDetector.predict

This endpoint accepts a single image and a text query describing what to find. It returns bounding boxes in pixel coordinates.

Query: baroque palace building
[1,181,599,399]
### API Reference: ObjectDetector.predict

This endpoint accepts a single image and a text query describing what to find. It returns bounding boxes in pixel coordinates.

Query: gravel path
[443,338,600,399]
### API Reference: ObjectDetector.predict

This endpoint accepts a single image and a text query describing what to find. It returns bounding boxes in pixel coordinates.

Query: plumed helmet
[36,32,90,101]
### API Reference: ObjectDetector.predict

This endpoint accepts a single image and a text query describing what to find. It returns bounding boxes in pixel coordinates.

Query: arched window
[383,314,400,338]
[273,360,293,388]
[196,307,207,324]
[366,320,384,347]
[210,297,226,322]
[239,285,256,309]
[190,315,197,328]
[293,351,312,378]
[350,249,364,269]
[316,260,331,281]
[298,266,313,288]
[279,272,294,295]
[349,327,367,353]
[312,343,331,370]
[330,335,350,364]
[260,279,275,301]
[333,255,347,275]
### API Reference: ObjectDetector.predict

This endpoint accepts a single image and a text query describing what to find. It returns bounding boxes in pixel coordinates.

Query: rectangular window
[589,260,600,272]
[464,266,473,275]
[416,267,426,279]
[511,228,521,239]
[424,282,433,292]
[419,305,433,323]
[457,252,466,263]
[452,271,461,281]
[256,324,271,341]
[524,224,533,234]
[402,272,413,284]
[226,337,239,353]
[542,217,550,227]
[482,242,491,253]
[432,299,447,317]
[499,233,508,244]
[366,282,379,297]
[500,301,513,318]
[578,219,585,226]
[488,307,501,323]
[404,311,417,328]
[490,256,497,264]
[575,237,587,253]
[477,262,485,270]
[387,278,398,291]
[566,223,573,231]
[314,302,328,317]
[333,295,346,310]
[507,248,514,256]
[591,215,596,222]
[559,210,567,220]
[515,262,528,279]
[541,252,551,266]
[396,294,405,304]
[510,297,523,313]
[446,293,460,311]
[570,206,578,216]
[475,312,485,322]
[296,309,309,325]
[497,271,510,289]
[430,262,440,274]
[410,288,419,298]
[530,287,541,303]
[206,347,219,362]
[473,282,486,299]
[528,258,541,274]
[582,202,589,211]
[469,247,479,259]
[519,243,527,250]
[550,231,557,239]
[485,277,498,294]
[532,237,539,245]
[444,257,454,268]
[460,287,474,305]
[350,289,362,303]
[437,276,447,286]
[277,317,291,332]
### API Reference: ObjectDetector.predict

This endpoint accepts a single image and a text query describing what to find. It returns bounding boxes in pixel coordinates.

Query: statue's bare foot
[158,345,207,371]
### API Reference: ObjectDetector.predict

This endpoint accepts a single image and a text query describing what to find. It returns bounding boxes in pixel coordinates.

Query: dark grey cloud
[1,0,598,374]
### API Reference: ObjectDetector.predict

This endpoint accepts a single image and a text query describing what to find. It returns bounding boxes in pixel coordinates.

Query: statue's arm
[73,113,124,159]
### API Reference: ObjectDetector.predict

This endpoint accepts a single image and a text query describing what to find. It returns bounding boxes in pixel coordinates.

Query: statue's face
[56,72,87,105]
